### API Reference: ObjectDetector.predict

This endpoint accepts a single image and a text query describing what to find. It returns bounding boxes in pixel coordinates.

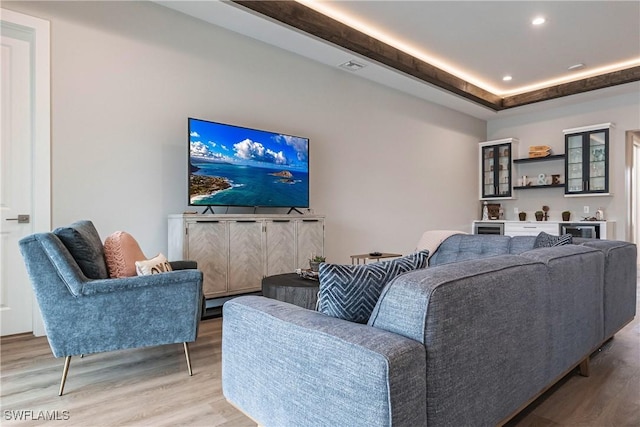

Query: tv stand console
[168,214,325,298]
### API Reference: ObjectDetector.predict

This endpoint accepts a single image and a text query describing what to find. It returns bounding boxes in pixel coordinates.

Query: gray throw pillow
[53,220,108,279]
[534,231,573,248]
[318,250,429,324]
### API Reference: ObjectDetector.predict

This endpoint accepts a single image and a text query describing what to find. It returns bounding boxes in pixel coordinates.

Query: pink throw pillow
[103,231,146,278]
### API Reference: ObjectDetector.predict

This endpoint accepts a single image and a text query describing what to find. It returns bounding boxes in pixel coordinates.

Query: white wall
[5,1,485,263]
[487,91,640,240]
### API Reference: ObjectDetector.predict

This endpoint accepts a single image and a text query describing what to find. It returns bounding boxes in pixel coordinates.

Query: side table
[262,273,319,310]
[350,253,402,265]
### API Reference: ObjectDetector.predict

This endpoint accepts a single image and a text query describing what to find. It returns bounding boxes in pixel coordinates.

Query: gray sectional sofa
[222,234,637,427]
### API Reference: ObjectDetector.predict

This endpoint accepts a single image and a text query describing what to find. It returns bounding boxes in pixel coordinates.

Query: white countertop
[473,220,611,224]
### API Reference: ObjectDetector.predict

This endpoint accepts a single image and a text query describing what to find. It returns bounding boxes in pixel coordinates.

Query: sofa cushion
[508,236,536,254]
[135,253,173,276]
[104,231,147,278]
[534,232,573,248]
[416,230,466,259]
[317,250,429,324]
[429,234,511,266]
[53,220,108,279]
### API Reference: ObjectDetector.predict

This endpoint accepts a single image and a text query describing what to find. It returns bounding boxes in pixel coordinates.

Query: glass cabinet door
[588,131,607,192]
[566,135,584,193]
[565,128,609,195]
[482,146,496,198]
[496,143,511,196]
[481,142,512,199]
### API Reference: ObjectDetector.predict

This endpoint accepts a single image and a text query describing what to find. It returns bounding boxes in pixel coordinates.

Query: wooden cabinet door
[187,221,228,298]
[228,221,264,294]
[265,220,296,276]
[296,219,324,269]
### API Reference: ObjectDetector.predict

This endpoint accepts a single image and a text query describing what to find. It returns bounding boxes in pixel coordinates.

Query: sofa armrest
[222,296,426,427]
[169,260,197,270]
[81,269,203,296]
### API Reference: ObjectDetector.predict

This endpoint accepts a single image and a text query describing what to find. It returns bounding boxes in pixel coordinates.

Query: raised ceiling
[157,0,640,119]
[292,1,640,95]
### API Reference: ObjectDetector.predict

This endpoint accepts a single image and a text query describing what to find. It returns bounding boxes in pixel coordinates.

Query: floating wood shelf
[514,154,565,164]
[514,184,565,190]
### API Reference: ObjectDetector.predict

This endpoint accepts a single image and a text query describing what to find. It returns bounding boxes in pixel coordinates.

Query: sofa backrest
[369,244,607,425]
[579,239,637,339]
[19,232,90,347]
[429,234,537,266]
[518,245,604,379]
[429,233,637,345]
[369,254,551,425]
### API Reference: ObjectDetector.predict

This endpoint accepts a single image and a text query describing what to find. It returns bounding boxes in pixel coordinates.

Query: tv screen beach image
[189,118,309,207]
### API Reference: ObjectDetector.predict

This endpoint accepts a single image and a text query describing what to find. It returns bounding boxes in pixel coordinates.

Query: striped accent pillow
[318,250,429,324]
[534,231,573,248]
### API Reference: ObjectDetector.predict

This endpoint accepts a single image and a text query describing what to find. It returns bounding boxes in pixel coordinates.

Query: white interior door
[0,9,50,336]
[1,30,34,335]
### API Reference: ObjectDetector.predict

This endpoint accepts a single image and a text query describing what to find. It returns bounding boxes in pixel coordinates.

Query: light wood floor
[2,281,638,426]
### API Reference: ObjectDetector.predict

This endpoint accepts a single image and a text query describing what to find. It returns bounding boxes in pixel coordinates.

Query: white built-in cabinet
[168,214,324,298]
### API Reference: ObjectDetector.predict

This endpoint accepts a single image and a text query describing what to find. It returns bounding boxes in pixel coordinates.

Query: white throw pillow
[135,253,173,276]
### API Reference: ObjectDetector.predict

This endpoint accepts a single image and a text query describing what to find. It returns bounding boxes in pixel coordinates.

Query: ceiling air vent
[339,60,366,72]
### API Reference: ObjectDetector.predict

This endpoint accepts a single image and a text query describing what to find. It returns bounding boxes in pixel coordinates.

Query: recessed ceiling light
[339,60,366,72]
[568,63,586,71]
[502,75,513,82]
[532,16,546,26]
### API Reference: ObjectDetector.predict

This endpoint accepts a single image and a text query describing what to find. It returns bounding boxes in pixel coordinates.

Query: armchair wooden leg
[183,342,193,376]
[59,356,71,396]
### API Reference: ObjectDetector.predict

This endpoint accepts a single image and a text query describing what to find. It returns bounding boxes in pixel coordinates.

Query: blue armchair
[19,221,203,395]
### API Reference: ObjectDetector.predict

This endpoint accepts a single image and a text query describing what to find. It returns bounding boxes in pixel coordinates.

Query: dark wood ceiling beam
[231,0,503,110]
[231,1,640,112]
[502,66,640,109]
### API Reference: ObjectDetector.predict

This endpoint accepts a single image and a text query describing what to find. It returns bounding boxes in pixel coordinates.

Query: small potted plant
[518,212,527,221]
[535,210,544,221]
[309,255,326,272]
[562,211,571,221]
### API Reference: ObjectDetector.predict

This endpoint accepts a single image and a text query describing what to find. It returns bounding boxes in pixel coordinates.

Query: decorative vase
[562,212,570,221]
[518,212,527,221]
[309,261,320,272]
[535,212,544,221]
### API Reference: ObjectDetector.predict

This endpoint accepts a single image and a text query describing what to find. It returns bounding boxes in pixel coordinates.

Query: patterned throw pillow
[135,253,173,276]
[534,231,573,248]
[318,250,429,324]
[104,231,147,278]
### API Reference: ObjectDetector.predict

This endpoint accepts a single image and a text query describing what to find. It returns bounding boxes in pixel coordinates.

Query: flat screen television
[188,117,309,209]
